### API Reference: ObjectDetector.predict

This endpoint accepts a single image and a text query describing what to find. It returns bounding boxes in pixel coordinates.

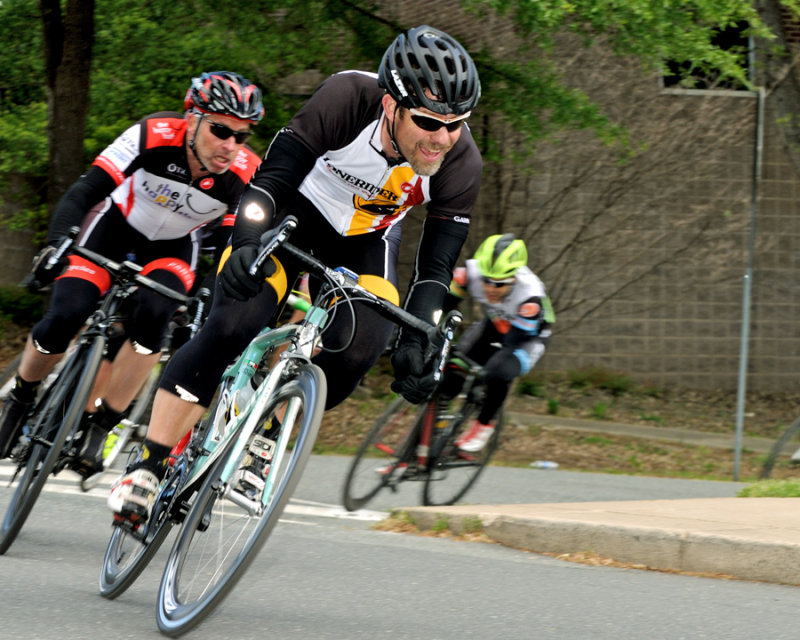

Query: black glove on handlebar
[391,336,438,404]
[26,244,70,292]
[218,245,277,302]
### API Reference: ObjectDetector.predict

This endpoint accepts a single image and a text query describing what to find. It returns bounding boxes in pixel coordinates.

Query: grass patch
[592,402,609,420]
[582,435,614,446]
[568,366,633,396]
[738,479,800,497]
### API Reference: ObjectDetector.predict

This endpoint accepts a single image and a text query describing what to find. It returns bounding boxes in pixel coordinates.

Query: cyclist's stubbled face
[382,95,464,176]
[186,113,251,176]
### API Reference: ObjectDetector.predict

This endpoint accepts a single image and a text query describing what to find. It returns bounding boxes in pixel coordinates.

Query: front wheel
[342,396,421,512]
[156,363,326,637]
[422,404,503,507]
[0,337,105,554]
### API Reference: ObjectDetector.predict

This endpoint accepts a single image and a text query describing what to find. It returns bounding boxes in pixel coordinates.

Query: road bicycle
[0,239,189,555]
[759,415,800,479]
[79,286,211,491]
[342,352,504,510]
[97,215,459,637]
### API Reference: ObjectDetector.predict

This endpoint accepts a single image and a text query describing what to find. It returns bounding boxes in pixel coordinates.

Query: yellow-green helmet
[474,233,527,280]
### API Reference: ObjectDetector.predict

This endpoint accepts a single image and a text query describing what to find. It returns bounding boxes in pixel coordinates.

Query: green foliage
[738,479,800,497]
[1,0,792,253]
[546,397,559,414]
[516,374,545,397]
[0,286,44,326]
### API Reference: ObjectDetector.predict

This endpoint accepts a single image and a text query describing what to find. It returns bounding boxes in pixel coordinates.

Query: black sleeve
[46,166,117,244]
[403,216,469,329]
[230,130,318,249]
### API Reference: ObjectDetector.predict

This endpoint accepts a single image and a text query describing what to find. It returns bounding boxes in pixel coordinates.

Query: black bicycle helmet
[378,25,481,116]
[185,71,264,123]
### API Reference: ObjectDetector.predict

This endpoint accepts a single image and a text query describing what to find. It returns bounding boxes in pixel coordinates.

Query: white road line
[0,466,386,522]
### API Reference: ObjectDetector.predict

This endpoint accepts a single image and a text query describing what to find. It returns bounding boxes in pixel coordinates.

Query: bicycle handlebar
[251,216,462,377]
[71,245,190,304]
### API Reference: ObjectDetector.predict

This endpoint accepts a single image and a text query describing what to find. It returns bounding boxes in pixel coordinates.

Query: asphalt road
[1,456,796,640]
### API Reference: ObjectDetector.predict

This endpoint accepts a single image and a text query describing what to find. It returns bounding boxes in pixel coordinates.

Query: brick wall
[385,1,800,391]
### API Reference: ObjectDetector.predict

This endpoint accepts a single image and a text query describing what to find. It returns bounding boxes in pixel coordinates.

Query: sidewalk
[401,497,800,586]
[505,411,777,453]
[397,414,800,586]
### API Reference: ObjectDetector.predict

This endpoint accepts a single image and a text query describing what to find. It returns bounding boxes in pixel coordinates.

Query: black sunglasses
[482,276,514,288]
[207,121,252,144]
[408,108,469,133]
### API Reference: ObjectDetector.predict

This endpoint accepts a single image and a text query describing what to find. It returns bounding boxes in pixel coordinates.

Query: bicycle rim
[422,406,502,507]
[342,396,420,512]
[156,364,326,637]
[0,337,105,554]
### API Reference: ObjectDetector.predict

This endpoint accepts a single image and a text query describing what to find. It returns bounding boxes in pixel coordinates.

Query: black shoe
[72,423,110,478]
[0,393,33,459]
[72,400,123,478]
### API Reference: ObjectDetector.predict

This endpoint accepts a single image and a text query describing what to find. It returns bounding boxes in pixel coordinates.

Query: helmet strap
[188,112,209,173]
[386,104,404,161]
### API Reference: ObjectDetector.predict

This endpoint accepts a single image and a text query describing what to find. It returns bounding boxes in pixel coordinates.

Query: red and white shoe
[107,468,160,523]
[456,420,494,453]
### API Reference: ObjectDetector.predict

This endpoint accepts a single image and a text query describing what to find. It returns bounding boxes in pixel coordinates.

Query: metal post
[733,86,764,480]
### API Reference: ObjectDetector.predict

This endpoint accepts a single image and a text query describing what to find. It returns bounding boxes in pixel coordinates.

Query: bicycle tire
[422,403,503,507]
[0,336,105,554]
[760,415,800,479]
[341,395,421,512]
[156,363,326,637]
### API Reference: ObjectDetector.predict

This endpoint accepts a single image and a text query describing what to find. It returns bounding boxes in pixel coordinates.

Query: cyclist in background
[0,71,264,478]
[108,25,483,524]
[443,233,554,452]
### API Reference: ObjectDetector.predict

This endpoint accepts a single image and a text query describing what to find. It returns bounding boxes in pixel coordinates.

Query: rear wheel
[0,337,105,554]
[342,396,422,512]
[156,364,326,637]
[422,403,503,507]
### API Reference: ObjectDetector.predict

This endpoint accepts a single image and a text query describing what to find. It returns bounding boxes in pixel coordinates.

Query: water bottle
[530,460,559,470]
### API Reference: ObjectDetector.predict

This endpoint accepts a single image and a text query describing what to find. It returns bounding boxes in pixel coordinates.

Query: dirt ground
[3,319,798,483]
[318,360,800,483]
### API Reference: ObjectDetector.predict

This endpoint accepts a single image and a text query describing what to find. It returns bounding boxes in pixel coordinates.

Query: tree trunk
[40,0,95,218]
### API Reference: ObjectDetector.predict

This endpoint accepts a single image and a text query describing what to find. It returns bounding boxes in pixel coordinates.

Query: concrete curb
[397,498,800,585]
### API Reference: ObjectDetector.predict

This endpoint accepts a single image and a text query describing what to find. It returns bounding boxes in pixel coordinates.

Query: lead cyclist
[108,25,484,524]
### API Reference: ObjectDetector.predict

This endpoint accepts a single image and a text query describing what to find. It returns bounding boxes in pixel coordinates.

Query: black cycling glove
[218,245,277,302]
[391,335,438,404]
[26,244,70,292]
